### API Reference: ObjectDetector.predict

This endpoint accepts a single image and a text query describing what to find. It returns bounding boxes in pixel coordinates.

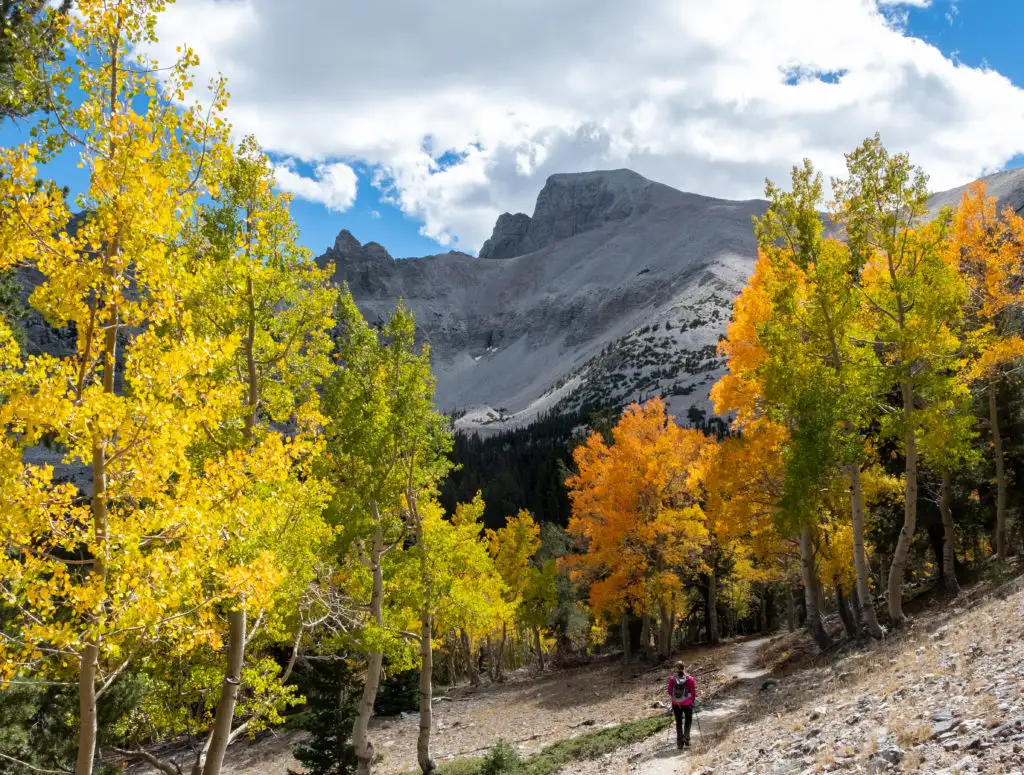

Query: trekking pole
[694,705,705,752]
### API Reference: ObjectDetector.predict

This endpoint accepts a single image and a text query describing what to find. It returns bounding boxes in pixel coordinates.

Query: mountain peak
[479,168,665,259]
[543,168,654,190]
[326,229,394,263]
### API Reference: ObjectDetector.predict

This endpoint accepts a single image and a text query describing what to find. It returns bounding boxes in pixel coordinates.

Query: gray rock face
[478,169,669,260]
[321,167,1024,435]
[926,167,1024,219]
[479,212,532,259]
[322,170,768,433]
[523,169,658,253]
[14,264,77,360]
[329,229,394,263]
[15,169,1024,443]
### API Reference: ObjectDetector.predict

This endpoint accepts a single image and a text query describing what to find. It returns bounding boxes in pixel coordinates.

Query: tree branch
[108,748,182,775]
[96,650,135,700]
[0,752,71,774]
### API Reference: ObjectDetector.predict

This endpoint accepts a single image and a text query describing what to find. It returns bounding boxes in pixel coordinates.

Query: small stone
[953,755,978,773]
[868,745,905,772]
[932,719,961,737]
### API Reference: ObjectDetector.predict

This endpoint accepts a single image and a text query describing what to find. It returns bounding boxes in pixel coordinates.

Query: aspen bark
[887,380,918,626]
[848,464,883,638]
[834,584,857,639]
[77,25,122,770]
[202,609,247,775]
[462,631,480,687]
[800,527,832,650]
[417,605,434,773]
[940,471,960,594]
[989,384,1008,561]
[203,270,262,775]
[354,524,386,775]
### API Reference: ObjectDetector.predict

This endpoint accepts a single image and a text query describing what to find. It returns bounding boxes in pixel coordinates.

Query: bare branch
[0,752,72,774]
[96,650,136,700]
[108,748,181,775]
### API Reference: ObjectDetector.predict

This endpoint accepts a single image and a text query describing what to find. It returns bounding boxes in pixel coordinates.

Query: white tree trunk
[887,380,918,626]
[202,608,247,775]
[940,471,960,594]
[417,605,434,773]
[800,527,832,650]
[990,384,1008,560]
[848,464,883,638]
[77,291,118,775]
[354,524,386,775]
[533,627,545,671]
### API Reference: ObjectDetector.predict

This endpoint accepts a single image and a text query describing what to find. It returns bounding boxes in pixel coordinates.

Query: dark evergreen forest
[440,404,729,530]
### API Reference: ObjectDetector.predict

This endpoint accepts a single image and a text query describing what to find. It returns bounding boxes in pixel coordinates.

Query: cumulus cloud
[272,161,358,213]
[150,0,1024,252]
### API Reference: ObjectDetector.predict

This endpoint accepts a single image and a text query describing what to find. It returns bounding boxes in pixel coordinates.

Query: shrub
[480,739,523,775]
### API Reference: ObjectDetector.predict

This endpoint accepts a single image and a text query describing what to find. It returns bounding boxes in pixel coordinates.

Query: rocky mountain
[319,166,1024,435]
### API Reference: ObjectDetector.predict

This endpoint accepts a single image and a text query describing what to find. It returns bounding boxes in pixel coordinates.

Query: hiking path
[566,635,776,774]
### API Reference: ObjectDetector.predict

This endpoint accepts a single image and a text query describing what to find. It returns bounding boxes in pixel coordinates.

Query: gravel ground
[132,643,732,774]
[577,579,1024,775]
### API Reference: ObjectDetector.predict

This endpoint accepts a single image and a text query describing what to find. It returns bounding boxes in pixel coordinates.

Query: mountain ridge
[320,166,1024,435]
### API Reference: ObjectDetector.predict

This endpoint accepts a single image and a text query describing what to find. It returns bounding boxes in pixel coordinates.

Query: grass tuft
[426,714,673,775]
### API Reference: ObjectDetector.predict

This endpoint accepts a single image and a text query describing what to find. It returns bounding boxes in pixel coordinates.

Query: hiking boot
[682,737,690,747]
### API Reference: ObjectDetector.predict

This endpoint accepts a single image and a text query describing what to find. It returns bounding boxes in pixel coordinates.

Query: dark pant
[673,704,692,743]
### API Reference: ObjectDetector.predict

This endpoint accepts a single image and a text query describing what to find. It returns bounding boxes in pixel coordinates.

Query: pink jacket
[668,673,695,707]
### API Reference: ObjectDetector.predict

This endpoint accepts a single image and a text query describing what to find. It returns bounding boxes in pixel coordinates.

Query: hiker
[667,660,696,749]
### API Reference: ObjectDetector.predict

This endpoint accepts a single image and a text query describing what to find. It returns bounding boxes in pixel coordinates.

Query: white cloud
[272,161,358,213]
[150,0,1024,252]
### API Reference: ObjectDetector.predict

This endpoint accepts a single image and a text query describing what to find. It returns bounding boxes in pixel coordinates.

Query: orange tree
[696,426,789,643]
[564,397,709,658]
[946,182,1024,561]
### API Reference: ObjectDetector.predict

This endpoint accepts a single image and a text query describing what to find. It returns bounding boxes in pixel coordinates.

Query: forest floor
[154,640,735,775]
[134,565,1024,775]
[587,571,1024,775]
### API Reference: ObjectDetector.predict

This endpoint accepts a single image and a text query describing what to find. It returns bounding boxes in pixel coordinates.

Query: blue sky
[4,0,1024,259]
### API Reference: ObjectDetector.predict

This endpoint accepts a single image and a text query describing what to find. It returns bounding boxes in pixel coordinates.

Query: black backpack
[672,675,689,702]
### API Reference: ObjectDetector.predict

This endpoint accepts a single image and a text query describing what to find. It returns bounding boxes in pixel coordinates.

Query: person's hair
[674,661,685,672]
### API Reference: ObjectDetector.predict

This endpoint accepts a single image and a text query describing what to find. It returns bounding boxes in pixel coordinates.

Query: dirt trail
[132,642,731,775]
[565,636,776,775]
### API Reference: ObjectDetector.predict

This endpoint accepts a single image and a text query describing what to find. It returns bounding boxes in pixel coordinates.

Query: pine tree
[290,659,361,775]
